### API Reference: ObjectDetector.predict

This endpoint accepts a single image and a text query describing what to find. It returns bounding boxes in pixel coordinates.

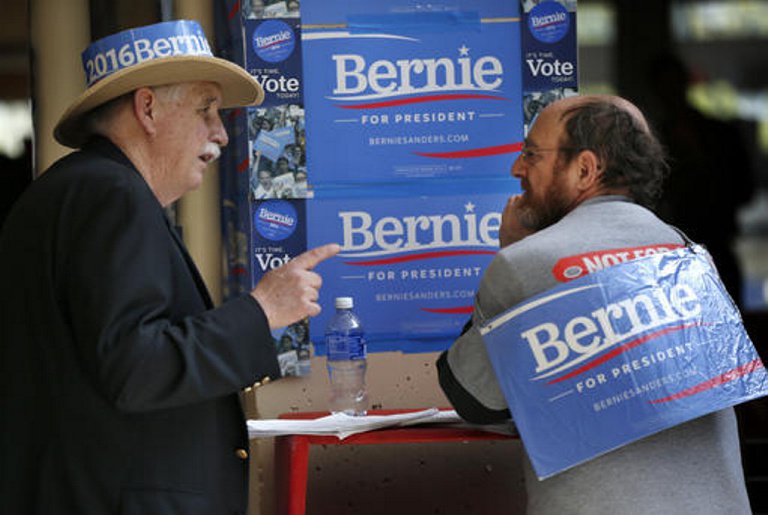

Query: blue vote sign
[481,245,768,479]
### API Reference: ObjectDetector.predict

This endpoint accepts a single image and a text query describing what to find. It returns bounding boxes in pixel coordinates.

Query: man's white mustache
[202,143,221,163]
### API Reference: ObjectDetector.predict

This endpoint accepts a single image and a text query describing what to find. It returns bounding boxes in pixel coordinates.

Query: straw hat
[54,20,264,148]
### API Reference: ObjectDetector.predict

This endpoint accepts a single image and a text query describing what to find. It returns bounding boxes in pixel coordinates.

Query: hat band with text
[81,20,213,87]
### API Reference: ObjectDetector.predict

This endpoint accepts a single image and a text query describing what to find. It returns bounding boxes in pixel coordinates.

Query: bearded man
[438,95,752,515]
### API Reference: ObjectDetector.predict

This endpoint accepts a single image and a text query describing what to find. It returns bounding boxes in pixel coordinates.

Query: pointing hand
[251,243,341,329]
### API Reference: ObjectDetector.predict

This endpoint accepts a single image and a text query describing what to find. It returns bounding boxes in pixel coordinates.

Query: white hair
[85,83,192,139]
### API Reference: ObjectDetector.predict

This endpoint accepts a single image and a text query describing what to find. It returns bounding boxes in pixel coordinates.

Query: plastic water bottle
[325,297,368,416]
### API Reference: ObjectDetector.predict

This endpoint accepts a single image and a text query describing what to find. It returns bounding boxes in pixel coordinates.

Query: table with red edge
[274,408,517,515]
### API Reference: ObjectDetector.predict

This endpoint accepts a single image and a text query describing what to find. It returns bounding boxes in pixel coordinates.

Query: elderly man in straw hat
[0,20,339,514]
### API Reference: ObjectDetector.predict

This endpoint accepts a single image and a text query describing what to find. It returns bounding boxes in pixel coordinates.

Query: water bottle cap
[334,297,354,309]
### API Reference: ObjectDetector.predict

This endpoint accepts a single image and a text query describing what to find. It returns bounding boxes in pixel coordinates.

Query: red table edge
[274,408,517,515]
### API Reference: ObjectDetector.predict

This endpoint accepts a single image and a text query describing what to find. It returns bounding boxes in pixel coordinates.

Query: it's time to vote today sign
[481,246,768,479]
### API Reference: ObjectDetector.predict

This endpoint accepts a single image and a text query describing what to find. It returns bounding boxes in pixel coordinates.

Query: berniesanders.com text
[375,289,475,302]
[368,134,470,146]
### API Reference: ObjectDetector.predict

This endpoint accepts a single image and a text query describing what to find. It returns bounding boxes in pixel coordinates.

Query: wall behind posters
[216,1,576,513]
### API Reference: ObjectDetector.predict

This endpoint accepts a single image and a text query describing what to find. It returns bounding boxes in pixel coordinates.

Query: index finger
[290,243,341,270]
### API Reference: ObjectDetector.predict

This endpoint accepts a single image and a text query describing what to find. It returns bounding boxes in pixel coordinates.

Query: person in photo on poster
[251,159,278,200]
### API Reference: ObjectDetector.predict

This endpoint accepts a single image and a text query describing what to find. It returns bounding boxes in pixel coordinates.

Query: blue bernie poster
[481,246,768,479]
[300,0,536,350]
[308,188,509,353]
[301,1,524,186]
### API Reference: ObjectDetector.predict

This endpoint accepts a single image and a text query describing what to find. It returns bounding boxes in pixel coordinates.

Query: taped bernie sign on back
[480,245,768,479]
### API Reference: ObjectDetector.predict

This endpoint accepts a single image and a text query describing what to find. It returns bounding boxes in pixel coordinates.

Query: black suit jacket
[0,138,280,514]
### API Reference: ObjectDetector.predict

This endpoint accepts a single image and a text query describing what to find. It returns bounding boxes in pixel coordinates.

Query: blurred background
[4,0,767,310]
[1,0,767,512]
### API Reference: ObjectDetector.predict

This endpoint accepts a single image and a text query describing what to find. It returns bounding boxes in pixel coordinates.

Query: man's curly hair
[557,99,669,209]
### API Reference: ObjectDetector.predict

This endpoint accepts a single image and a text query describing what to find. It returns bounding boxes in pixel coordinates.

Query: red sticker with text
[553,244,685,282]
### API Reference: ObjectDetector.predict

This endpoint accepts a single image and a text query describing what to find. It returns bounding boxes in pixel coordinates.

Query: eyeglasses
[518,146,580,164]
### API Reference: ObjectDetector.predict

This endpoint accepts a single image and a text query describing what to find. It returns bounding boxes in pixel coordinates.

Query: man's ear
[132,87,159,137]
[575,149,602,190]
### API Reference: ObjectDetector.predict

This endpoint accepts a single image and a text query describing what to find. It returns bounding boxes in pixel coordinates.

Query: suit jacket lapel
[164,217,215,310]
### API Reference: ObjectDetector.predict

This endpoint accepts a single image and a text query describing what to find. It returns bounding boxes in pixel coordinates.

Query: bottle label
[326,334,366,361]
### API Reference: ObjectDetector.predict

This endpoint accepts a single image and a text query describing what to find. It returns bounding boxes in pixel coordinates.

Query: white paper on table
[247,408,466,440]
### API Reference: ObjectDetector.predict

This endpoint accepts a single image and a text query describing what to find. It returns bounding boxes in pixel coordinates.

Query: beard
[517,168,573,232]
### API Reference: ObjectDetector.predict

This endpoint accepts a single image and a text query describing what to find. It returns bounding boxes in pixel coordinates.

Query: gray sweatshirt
[440,196,752,515]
